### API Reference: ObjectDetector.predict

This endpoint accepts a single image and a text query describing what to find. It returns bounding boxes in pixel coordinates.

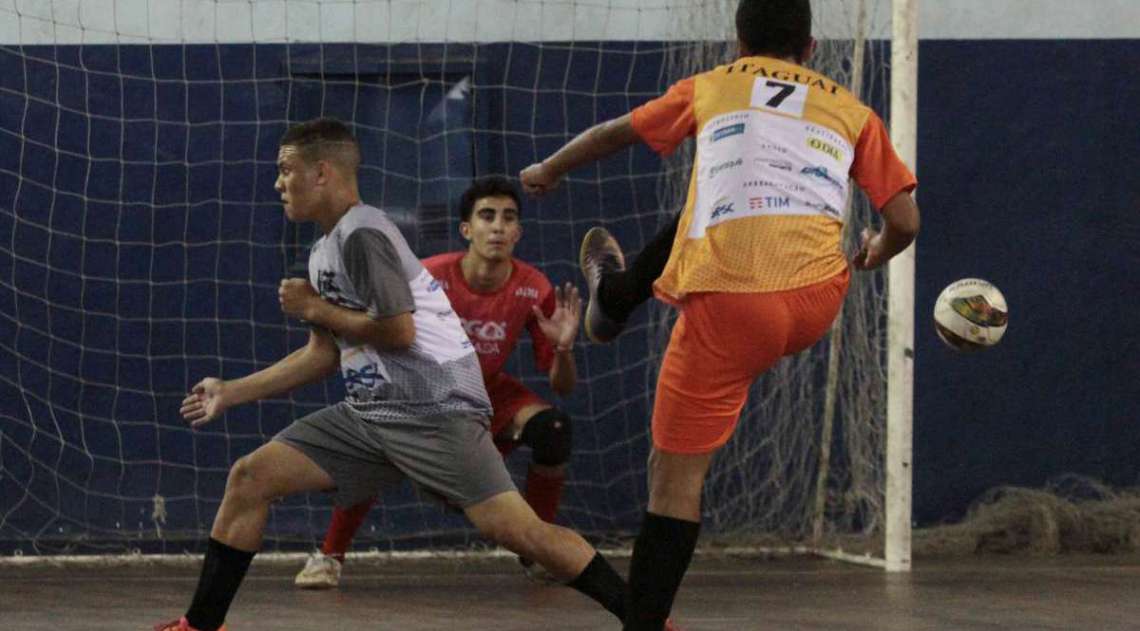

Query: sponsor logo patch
[708,158,743,178]
[462,319,507,342]
[748,196,790,210]
[710,197,736,220]
[801,165,845,190]
[712,123,746,142]
[807,137,844,162]
[743,179,806,193]
[754,157,793,172]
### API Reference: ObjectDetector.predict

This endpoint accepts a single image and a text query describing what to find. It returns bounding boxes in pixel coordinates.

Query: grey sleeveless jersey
[307,204,491,420]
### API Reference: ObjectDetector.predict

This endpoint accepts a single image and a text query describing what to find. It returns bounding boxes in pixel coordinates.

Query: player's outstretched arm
[180,328,339,428]
[519,113,640,196]
[279,277,415,351]
[532,282,582,396]
[853,191,921,271]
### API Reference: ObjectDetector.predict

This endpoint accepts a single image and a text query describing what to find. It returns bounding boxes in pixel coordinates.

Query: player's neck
[460,251,513,293]
[315,187,363,234]
[739,51,801,65]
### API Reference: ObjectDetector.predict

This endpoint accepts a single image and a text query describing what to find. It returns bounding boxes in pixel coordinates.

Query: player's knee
[519,408,572,467]
[226,455,271,501]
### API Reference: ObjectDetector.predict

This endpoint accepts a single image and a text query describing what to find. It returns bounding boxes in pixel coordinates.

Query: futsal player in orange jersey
[521,1,920,628]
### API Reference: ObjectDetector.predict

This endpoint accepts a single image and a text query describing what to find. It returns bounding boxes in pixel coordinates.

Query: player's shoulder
[423,251,463,270]
[510,258,552,288]
[332,204,406,249]
[503,258,551,302]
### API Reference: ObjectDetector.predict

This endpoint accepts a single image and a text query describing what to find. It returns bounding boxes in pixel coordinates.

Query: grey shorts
[273,402,516,509]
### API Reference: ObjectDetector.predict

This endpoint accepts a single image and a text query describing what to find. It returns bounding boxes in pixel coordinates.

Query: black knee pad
[519,408,573,466]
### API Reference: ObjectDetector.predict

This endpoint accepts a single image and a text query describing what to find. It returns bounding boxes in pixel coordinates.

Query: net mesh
[916,475,1140,556]
[1,0,896,559]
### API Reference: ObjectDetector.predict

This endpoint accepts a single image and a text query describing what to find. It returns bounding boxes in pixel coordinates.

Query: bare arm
[304,298,416,351]
[548,348,577,397]
[853,191,921,270]
[280,278,416,351]
[531,283,581,397]
[223,327,340,405]
[180,328,339,428]
[520,114,641,195]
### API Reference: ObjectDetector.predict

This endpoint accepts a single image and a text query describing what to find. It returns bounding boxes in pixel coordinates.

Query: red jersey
[422,252,556,380]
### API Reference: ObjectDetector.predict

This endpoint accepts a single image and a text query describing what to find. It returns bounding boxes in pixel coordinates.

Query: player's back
[648,56,909,302]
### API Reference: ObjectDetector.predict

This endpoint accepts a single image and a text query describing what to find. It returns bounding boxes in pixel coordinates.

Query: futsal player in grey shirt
[154,118,641,631]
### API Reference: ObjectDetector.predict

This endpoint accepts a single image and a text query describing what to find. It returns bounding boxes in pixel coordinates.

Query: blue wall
[914,40,1140,522]
[1,39,1137,551]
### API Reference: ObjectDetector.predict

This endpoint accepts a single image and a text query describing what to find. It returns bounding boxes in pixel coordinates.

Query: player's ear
[802,38,817,64]
[459,221,472,241]
[314,159,331,186]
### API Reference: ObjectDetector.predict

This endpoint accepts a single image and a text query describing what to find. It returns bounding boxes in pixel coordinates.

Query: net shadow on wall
[282,45,481,276]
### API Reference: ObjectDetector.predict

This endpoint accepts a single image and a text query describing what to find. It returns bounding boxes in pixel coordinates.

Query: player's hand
[279,278,320,320]
[520,162,562,196]
[181,377,228,428]
[532,283,582,352]
[852,228,888,270]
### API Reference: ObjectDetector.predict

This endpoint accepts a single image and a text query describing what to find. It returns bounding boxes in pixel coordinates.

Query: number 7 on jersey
[751,78,808,118]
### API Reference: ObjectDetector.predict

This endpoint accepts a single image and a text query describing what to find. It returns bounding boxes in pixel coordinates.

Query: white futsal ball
[933,278,1008,351]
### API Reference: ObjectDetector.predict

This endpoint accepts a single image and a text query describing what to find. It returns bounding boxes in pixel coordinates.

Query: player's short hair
[736,0,813,61]
[459,175,521,223]
[279,118,361,172]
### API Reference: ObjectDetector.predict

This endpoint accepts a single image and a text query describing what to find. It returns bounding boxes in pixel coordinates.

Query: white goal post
[886,0,917,573]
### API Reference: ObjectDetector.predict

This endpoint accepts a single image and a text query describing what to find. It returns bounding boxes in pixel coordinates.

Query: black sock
[184,537,256,631]
[624,512,701,631]
[567,552,629,622]
[598,211,681,323]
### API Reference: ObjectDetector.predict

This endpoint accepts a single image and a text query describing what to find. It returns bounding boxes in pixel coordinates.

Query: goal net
[0,0,901,564]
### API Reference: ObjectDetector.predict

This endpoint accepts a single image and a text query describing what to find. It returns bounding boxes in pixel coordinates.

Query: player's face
[274,146,320,222]
[462,195,521,262]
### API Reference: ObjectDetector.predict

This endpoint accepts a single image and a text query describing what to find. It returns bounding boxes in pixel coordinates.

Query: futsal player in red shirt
[295,175,583,587]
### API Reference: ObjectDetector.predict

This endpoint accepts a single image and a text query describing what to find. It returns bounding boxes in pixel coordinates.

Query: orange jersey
[631,56,917,301]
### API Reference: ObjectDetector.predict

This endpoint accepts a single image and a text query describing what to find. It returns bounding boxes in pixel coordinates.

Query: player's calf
[518,408,572,578]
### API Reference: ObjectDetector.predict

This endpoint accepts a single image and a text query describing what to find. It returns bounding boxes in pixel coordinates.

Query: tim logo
[710,197,736,220]
[514,286,539,299]
[749,196,790,210]
[712,123,745,142]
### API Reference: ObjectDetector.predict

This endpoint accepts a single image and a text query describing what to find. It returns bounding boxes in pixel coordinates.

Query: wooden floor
[3,554,1139,630]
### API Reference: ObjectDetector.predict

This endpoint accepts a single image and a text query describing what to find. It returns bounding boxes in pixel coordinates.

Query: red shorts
[652,269,850,454]
[485,372,549,457]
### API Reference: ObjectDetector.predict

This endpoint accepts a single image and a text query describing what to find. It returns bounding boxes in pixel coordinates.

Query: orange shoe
[153,617,226,631]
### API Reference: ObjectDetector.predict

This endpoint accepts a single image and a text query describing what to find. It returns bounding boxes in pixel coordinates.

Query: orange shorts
[652,269,850,454]
[485,372,548,456]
